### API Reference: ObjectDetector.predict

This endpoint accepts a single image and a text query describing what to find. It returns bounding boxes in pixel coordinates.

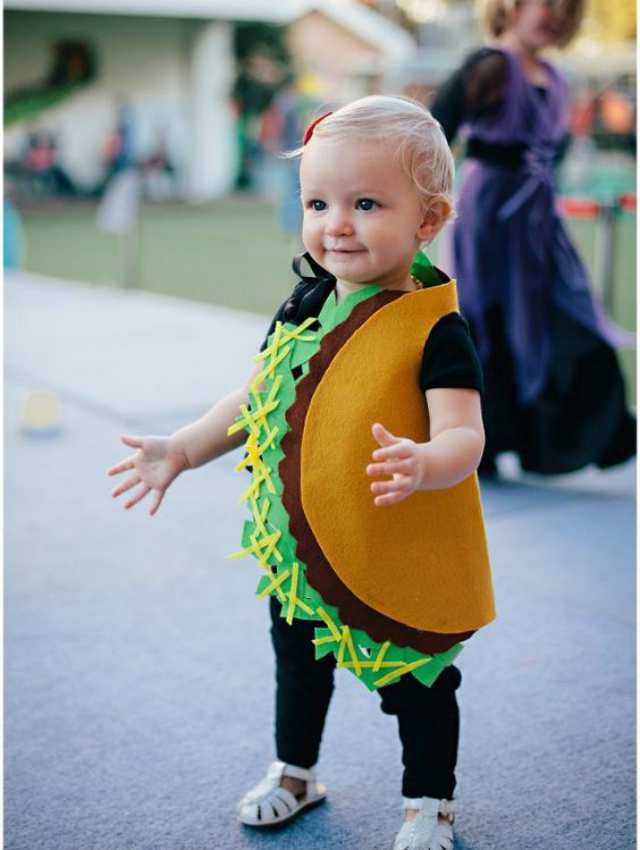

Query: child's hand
[366,423,425,507]
[108,434,189,515]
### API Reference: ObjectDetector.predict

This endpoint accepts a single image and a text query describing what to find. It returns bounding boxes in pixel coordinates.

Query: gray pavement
[5,271,636,850]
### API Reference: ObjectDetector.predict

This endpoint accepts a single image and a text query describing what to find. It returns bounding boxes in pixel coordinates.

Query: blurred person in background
[23,130,76,196]
[264,81,305,244]
[141,133,178,201]
[101,102,136,189]
[261,80,324,252]
[431,0,636,476]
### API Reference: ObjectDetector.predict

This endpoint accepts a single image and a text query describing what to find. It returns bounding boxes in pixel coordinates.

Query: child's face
[511,0,569,49]
[300,136,436,289]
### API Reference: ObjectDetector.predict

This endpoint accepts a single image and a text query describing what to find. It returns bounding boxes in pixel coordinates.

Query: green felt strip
[255,574,274,596]
[241,520,256,549]
[290,337,321,370]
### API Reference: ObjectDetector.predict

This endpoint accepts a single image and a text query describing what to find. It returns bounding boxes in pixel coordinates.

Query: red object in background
[600,91,634,135]
[559,197,600,218]
[260,107,284,147]
[618,194,637,213]
[569,97,596,138]
[559,195,637,217]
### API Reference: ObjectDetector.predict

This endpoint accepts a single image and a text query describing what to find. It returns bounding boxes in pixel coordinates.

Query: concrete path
[5,272,636,850]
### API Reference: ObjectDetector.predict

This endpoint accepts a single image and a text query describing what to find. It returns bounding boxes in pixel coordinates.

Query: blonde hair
[477,0,585,46]
[288,95,455,224]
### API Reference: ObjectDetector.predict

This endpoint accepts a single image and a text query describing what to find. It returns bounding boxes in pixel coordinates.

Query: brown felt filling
[280,290,475,653]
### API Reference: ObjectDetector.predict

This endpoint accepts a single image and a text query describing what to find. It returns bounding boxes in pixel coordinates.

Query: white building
[4,0,416,200]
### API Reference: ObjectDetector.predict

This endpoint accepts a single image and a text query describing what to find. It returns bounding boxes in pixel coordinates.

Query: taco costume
[229,252,495,691]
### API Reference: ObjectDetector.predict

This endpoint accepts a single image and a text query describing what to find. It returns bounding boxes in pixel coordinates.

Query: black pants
[270,597,461,799]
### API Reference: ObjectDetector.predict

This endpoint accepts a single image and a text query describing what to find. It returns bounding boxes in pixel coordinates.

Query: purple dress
[433,46,635,473]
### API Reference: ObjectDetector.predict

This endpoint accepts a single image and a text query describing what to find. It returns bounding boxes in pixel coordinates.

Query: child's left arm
[366,387,484,507]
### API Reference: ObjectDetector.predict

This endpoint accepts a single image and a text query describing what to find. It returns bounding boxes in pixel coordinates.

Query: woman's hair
[477,0,585,47]
[287,95,455,222]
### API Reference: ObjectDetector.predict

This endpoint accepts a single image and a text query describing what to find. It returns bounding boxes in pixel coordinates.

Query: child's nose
[325,210,354,237]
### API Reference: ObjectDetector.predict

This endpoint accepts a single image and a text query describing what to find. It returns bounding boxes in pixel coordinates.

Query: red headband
[303,111,334,145]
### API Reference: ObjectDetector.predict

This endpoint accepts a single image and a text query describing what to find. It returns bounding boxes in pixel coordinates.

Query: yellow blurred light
[396,0,448,22]
[21,389,62,432]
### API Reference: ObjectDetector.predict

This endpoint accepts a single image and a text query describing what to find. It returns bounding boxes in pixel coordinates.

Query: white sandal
[392,796,455,850]
[236,760,327,827]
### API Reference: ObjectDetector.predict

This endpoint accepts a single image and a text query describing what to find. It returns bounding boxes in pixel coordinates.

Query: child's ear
[416,199,452,242]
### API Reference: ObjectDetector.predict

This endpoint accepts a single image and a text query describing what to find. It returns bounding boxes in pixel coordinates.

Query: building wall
[287,12,382,102]
[4,11,236,197]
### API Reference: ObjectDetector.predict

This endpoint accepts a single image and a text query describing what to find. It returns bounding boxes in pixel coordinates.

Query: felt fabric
[281,290,475,654]
[288,281,495,635]
[231,269,489,689]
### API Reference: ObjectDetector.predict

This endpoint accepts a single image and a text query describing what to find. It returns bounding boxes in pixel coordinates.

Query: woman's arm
[431,48,507,143]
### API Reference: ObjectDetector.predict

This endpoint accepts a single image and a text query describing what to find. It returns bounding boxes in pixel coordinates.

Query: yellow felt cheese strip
[229,399,279,438]
[337,660,405,669]
[247,496,270,539]
[253,345,291,388]
[373,658,432,688]
[256,318,317,366]
[286,563,299,624]
[312,635,338,646]
[344,628,362,677]
[293,596,314,616]
[373,641,391,672]
[337,626,351,667]
[235,426,279,472]
[240,464,276,503]
[258,569,290,599]
[228,530,281,561]
[316,607,342,642]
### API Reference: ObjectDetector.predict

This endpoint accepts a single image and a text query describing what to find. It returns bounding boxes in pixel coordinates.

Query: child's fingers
[374,489,409,507]
[372,442,413,462]
[124,483,152,510]
[366,460,412,478]
[370,476,410,496]
[120,434,144,449]
[149,489,165,516]
[107,455,137,476]
[108,457,136,478]
[111,474,141,498]
[371,422,400,448]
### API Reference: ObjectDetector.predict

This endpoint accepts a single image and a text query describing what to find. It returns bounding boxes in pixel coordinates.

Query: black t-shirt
[260,271,484,395]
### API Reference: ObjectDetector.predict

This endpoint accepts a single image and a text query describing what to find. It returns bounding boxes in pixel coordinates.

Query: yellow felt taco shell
[300,282,495,634]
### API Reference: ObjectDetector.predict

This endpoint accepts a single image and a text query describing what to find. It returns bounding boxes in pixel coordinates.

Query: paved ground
[5,272,636,850]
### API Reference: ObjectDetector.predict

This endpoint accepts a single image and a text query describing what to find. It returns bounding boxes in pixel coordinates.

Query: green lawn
[19,197,297,316]
[19,195,636,400]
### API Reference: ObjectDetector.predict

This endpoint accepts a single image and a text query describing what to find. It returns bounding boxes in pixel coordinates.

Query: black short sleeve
[420,312,484,394]
[260,276,335,352]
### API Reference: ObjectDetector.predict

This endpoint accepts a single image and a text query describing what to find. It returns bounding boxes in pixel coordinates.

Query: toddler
[110,95,494,850]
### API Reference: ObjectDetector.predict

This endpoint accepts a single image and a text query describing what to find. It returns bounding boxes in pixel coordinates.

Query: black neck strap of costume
[292,252,336,284]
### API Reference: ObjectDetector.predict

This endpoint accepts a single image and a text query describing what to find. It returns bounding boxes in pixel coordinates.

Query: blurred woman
[432,0,635,475]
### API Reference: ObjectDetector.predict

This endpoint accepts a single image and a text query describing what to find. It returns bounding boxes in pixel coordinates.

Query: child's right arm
[108,364,261,515]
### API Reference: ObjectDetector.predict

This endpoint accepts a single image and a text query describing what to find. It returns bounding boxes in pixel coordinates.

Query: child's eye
[308,200,327,211]
[355,198,378,211]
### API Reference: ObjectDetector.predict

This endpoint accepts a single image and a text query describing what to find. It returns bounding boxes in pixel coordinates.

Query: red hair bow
[303,111,333,145]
